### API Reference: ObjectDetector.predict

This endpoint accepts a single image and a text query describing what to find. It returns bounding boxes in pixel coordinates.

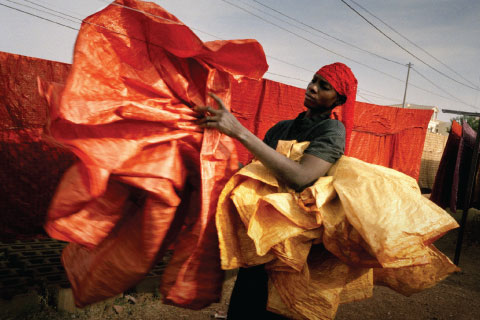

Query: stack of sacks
[217,140,459,319]
[39,0,267,309]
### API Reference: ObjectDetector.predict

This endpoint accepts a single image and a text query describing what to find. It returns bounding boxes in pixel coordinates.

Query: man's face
[304,74,338,111]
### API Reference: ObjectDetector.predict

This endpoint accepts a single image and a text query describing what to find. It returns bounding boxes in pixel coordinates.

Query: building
[391,103,450,135]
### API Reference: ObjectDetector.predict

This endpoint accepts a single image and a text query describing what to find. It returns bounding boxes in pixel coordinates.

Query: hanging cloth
[40,0,268,308]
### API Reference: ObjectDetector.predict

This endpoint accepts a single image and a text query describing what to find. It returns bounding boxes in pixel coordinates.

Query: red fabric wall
[231,78,305,164]
[0,52,431,239]
[0,52,76,239]
[351,102,433,180]
[231,79,432,180]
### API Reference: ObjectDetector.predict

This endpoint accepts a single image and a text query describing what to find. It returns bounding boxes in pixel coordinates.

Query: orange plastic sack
[40,0,267,308]
[216,140,458,319]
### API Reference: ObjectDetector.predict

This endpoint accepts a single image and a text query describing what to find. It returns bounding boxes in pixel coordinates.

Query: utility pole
[402,62,412,108]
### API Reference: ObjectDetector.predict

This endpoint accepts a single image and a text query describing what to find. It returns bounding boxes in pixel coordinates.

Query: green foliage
[452,115,479,131]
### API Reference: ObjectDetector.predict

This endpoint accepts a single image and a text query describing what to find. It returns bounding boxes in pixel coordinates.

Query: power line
[111,0,457,105]
[411,68,478,109]
[220,0,480,108]
[1,1,173,53]
[4,0,473,110]
[0,1,77,30]
[237,0,335,43]
[357,93,374,104]
[266,56,314,73]
[265,71,308,83]
[7,0,79,25]
[104,0,404,83]
[97,0,222,40]
[348,0,480,89]
[408,80,479,110]
[218,0,407,83]
[358,88,402,102]
[98,0,183,25]
[109,0,317,74]
[246,0,404,66]
[99,0,319,76]
[17,0,313,79]
[2,1,311,87]
[340,0,480,92]
[25,0,84,19]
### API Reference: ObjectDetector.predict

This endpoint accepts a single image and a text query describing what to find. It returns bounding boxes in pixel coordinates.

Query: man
[195,62,357,318]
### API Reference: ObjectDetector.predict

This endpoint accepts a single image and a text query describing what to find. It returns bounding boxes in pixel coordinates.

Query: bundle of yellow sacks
[216,140,459,320]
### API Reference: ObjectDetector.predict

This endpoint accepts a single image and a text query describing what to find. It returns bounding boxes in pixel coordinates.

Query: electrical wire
[408,81,480,110]
[221,0,480,108]
[357,93,374,103]
[103,0,406,85]
[340,0,480,92]
[98,0,222,38]
[0,2,77,30]
[3,0,474,110]
[348,0,480,89]
[218,0,407,83]
[237,0,335,43]
[411,68,477,109]
[251,0,404,66]
[266,56,314,74]
[98,0,316,75]
[358,88,402,102]
[108,0,456,105]
[265,71,308,83]
[7,0,79,24]
[24,0,83,19]
[1,0,173,53]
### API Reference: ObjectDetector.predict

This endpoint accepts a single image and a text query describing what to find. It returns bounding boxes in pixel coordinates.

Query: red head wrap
[316,62,357,155]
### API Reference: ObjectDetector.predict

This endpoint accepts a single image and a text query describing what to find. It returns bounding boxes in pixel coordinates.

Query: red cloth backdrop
[351,102,433,180]
[230,78,305,164]
[0,51,75,239]
[1,53,431,231]
[231,81,432,180]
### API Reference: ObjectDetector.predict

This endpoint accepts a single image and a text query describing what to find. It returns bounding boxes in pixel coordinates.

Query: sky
[1,0,480,122]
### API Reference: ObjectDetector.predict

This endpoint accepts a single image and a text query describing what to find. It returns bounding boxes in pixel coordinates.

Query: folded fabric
[40,0,267,308]
[216,140,459,319]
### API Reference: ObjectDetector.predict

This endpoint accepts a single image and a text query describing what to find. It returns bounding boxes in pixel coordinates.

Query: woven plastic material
[349,102,433,180]
[39,0,267,309]
[0,52,74,240]
[1,53,434,241]
[216,140,459,319]
[418,132,448,190]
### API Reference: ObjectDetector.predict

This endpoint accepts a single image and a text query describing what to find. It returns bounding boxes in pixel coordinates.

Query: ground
[2,210,479,320]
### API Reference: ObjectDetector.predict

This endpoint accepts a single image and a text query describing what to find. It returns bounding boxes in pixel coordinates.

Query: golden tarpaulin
[216,140,459,320]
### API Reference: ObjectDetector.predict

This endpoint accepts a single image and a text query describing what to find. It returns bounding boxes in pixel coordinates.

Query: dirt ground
[2,210,479,320]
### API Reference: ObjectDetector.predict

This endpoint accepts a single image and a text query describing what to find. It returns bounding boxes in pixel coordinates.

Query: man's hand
[195,92,247,140]
[195,93,333,191]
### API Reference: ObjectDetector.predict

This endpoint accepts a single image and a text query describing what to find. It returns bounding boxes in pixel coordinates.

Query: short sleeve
[263,120,291,149]
[304,120,345,163]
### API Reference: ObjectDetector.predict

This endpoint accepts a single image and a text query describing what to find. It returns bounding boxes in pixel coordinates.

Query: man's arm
[195,94,333,191]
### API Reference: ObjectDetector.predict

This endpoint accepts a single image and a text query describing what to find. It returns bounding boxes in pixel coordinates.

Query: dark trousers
[227,265,289,320]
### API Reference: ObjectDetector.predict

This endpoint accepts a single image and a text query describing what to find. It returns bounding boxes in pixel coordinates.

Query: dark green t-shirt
[263,111,345,163]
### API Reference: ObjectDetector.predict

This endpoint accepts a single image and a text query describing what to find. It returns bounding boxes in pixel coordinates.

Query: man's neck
[305,108,332,119]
